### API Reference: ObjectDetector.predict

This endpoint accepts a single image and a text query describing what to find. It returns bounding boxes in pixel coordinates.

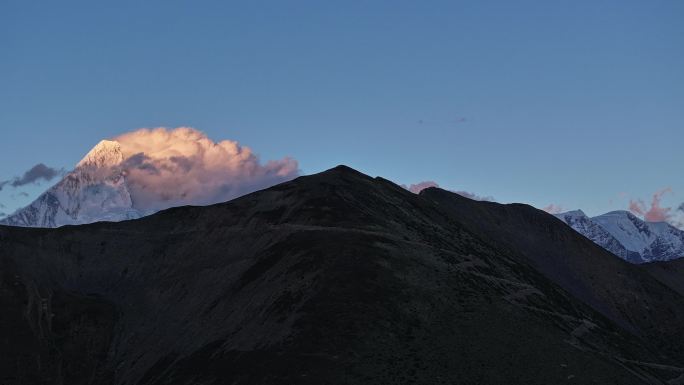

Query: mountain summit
[1,128,301,227]
[0,140,142,227]
[555,209,684,263]
[76,139,125,168]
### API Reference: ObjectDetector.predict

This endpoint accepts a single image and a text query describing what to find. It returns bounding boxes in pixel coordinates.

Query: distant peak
[76,140,124,168]
[557,209,587,218]
[91,139,121,153]
[596,210,634,219]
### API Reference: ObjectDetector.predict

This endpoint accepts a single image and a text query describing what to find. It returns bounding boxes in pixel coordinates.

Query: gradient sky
[1,0,683,222]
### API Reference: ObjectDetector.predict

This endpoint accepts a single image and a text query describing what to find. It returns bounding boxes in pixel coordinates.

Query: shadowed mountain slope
[420,188,684,348]
[2,166,684,384]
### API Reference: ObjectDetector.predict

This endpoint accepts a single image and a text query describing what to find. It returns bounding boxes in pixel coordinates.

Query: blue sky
[1,0,683,221]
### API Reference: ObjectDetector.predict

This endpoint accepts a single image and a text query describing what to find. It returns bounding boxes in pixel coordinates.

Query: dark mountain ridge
[2,165,684,384]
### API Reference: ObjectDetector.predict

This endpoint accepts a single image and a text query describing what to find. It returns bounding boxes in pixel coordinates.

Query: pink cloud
[628,188,672,223]
[405,181,440,194]
[112,127,299,211]
[403,180,493,201]
[454,190,494,201]
[542,204,564,214]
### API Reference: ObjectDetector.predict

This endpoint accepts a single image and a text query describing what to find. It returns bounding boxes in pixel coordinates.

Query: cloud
[678,203,684,213]
[454,190,494,201]
[0,164,63,191]
[111,127,299,211]
[542,204,564,214]
[402,180,493,201]
[628,188,673,222]
[405,181,439,194]
[628,200,645,216]
[10,163,63,187]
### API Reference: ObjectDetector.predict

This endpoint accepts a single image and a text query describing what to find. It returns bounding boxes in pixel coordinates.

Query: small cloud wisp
[402,180,493,201]
[628,188,672,223]
[0,163,63,191]
[542,204,564,214]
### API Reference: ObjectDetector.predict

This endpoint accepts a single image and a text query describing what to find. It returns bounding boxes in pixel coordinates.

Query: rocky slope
[2,166,684,384]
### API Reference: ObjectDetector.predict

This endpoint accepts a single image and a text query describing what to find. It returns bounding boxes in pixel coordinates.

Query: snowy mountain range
[554,210,684,263]
[3,139,683,264]
[0,140,145,227]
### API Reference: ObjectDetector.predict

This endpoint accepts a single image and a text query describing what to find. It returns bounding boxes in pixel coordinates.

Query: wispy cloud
[542,204,564,214]
[455,190,494,201]
[670,203,684,229]
[628,188,672,222]
[0,163,64,191]
[402,180,493,201]
[404,181,439,194]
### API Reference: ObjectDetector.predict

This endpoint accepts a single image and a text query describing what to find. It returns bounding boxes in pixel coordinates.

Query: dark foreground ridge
[2,165,684,384]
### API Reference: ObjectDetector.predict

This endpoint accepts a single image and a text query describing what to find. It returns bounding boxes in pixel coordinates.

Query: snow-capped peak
[555,208,684,263]
[595,210,634,220]
[556,209,587,219]
[76,140,124,169]
[1,139,142,228]
[554,209,641,262]
[592,211,654,254]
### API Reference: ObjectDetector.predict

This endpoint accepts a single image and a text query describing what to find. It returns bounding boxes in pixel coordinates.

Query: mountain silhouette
[2,165,684,384]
